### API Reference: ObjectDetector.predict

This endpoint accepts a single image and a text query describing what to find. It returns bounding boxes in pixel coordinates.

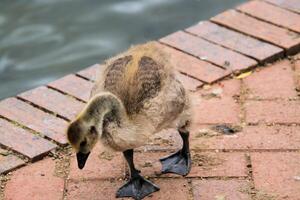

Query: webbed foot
[116,174,159,200]
[160,150,191,176]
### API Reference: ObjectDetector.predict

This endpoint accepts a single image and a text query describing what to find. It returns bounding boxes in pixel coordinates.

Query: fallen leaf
[199,56,207,61]
[235,71,252,79]
[294,176,300,181]
[215,194,226,200]
[0,152,9,156]
[203,84,211,90]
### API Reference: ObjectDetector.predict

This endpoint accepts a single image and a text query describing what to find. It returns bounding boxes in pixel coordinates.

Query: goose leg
[160,128,191,176]
[116,149,160,200]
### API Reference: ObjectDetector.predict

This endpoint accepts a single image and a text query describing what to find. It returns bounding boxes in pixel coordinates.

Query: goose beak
[76,152,90,169]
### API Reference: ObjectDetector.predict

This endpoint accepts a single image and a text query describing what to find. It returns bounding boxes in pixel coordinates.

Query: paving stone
[66,179,123,200]
[176,73,203,91]
[0,98,68,145]
[244,60,297,99]
[245,100,300,124]
[67,178,189,200]
[156,42,230,83]
[211,10,300,53]
[133,151,248,178]
[77,64,101,81]
[192,180,251,200]
[188,152,248,178]
[145,179,190,200]
[264,0,300,14]
[186,21,284,63]
[238,1,300,33]
[192,79,241,124]
[251,152,300,200]
[0,118,56,160]
[191,125,300,150]
[160,31,257,72]
[4,158,64,200]
[18,86,85,120]
[48,74,94,102]
[0,149,25,174]
[69,143,125,181]
[193,96,240,124]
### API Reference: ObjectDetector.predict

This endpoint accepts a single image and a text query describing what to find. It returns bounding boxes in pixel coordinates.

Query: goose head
[67,118,98,169]
[67,92,125,169]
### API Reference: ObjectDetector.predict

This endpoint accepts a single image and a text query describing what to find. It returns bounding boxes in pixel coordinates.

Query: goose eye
[89,126,97,135]
[80,140,87,148]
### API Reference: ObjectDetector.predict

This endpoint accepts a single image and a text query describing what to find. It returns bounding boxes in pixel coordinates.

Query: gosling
[67,42,192,200]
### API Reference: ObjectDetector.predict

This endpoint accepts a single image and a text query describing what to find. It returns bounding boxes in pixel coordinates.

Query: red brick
[48,74,94,102]
[238,1,300,33]
[18,86,85,120]
[156,42,230,83]
[264,0,300,14]
[5,158,64,200]
[191,125,300,150]
[193,96,240,124]
[244,60,297,99]
[0,98,68,145]
[186,21,283,63]
[245,100,300,124]
[160,31,257,72]
[192,180,251,200]
[188,152,247,178]
[0,149,25,174]
[193,79,241,124]
[69,143,125,181]
[251,152,300,200]
[66,179,123,200]
[133,151,248,178]
[67,178,189,200]
[211,10,300,53]
[145,179,189,200]
[176,73,203,91]
[0,119,56,160]
[76,64,101,81]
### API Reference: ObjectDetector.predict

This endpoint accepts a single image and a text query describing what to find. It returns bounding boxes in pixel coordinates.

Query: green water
[0,0,245,100]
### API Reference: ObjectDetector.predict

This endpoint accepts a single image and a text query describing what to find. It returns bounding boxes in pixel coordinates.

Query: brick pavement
[1,0,300,199]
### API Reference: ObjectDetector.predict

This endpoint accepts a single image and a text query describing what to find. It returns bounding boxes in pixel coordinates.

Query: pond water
[0,0,245,100]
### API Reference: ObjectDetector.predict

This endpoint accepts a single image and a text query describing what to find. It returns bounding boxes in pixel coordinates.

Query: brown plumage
[66,41,193,199]
[67,41,191,152]
[103,55,163,114]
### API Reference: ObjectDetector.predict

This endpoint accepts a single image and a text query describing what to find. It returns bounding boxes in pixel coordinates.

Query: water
[0,0,245,100]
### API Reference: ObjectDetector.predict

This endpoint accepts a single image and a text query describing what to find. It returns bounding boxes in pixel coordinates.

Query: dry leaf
[215,195,226,200]
[294,176,300,181]
[235,71,252,79]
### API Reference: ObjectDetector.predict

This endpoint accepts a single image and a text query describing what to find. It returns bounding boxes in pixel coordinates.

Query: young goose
[67,42,192,199]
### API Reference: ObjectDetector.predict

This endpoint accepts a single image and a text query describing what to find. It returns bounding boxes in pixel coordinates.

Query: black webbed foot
[160,150,191,176]
[116,174,159,200]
